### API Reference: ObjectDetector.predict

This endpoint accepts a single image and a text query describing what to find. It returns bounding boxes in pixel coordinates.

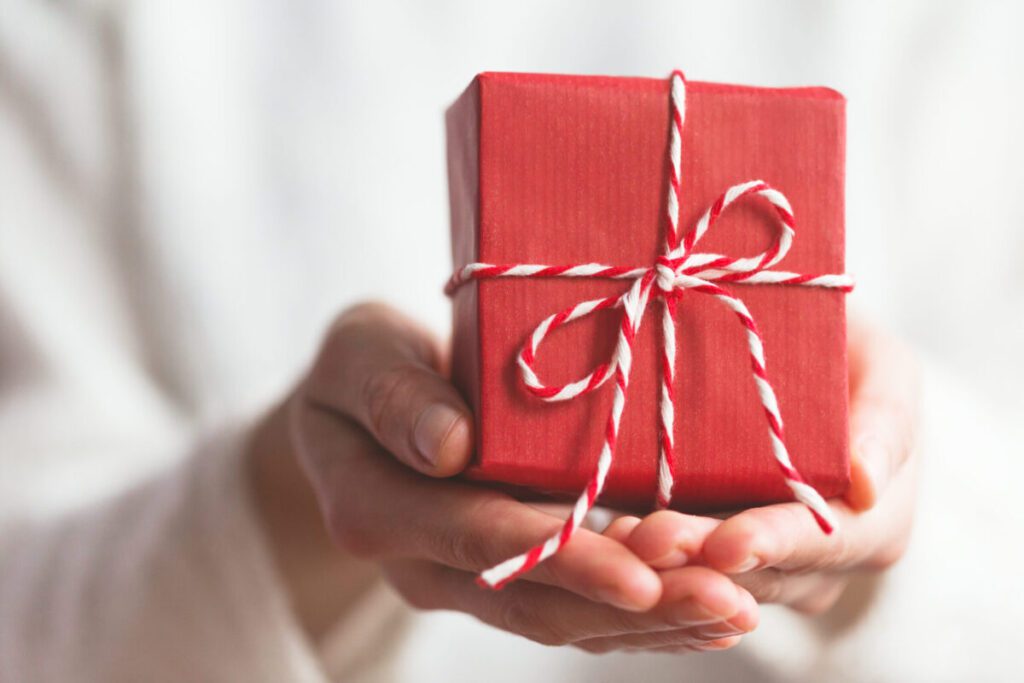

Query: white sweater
[1,1,1022,681]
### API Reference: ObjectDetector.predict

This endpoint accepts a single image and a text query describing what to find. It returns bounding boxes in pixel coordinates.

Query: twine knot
[654,255,678,294]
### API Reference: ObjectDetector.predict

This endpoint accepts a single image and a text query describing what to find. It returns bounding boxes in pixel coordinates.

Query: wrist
[246,396,379,640]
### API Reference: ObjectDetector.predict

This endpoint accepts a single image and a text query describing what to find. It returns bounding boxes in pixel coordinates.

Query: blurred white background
[1,1,1022,681]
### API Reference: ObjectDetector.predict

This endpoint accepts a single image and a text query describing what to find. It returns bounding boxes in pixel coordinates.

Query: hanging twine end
[475,574,509,591]
[810,507,837,535]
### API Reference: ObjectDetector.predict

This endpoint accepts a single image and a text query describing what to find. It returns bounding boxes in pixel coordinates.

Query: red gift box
[446,72,850,517]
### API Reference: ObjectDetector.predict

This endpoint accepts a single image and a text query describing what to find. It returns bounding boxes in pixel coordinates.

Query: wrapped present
[445,71,852,587]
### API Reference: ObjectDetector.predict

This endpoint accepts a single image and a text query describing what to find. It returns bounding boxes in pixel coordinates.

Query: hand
[250,302,759,652]
[605,316,921,615]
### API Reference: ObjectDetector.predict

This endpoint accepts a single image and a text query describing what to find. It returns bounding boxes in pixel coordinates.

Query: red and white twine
[446,71,854,590]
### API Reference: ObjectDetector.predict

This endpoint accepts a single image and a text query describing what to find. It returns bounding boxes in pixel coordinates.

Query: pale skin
[248,302,920,653]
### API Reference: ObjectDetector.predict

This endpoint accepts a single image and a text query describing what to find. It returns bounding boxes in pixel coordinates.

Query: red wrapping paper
[447,72,849,513]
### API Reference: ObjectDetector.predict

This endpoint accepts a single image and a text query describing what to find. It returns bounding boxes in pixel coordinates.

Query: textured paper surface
[447,72,849,512]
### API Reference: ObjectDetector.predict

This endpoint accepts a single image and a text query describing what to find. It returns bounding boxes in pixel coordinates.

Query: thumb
[304,302,473,477]
[844,318,920,511]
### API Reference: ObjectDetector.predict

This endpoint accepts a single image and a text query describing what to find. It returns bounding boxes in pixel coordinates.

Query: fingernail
[413,404,461,466]
[595,586,643,612]
[649,548,689,570]
[733,555,762,573]
[729,586,759,633]
[671,598,731,625]
[697,622,745,639]
[692,637,741,651]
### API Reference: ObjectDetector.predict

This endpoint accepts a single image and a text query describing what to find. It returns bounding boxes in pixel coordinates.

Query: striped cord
[446,71,853,590]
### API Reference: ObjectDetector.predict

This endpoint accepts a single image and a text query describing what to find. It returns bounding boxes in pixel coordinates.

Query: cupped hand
[607,315,921,615]
[280,302,759,652]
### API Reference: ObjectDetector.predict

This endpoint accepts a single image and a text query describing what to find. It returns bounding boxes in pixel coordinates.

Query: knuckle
[439,495,511,571]
[741,571,784,604]
[393,579,442,612]
[865,534,910,572]
[498,597,567,646]
[792,581,847,616]
[395,586,434,612]
[774,504,848,571]
[437,518,490,572]
[437,523,488,572]
[309,303,392,391]
[793,595,836,616]
[381,564,445,612]
[823,527,853,570]
[332,301,391,333]
[763,505,804,553]
[759,575,785,604]
[859,507,915,573]
[324,502,377,558]
[362,363,422,437]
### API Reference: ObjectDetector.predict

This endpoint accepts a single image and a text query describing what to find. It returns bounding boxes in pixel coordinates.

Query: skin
[248,302,919,652]
[609,316,921,616]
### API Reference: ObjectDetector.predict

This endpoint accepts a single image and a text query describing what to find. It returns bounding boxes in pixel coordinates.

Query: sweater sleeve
[0,426,330,683]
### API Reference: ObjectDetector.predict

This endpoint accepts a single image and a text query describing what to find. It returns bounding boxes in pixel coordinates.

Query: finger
[701,501,855,574]
[731,568,848,614]
[701,491,895,575]
[602,515,642,543]
[656,566,754,629]
[306,302,473,477]
[299,408,660,610]
[845,315,921,510]
[705,446,919,577]
[578,588,756,654]
[621,510,722,569]
[787,577,849,615]
[575,628,744,654]
[525,503,614,533]
[658,636,744,653]
[383,560,754,647]
[700,321,922,574]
